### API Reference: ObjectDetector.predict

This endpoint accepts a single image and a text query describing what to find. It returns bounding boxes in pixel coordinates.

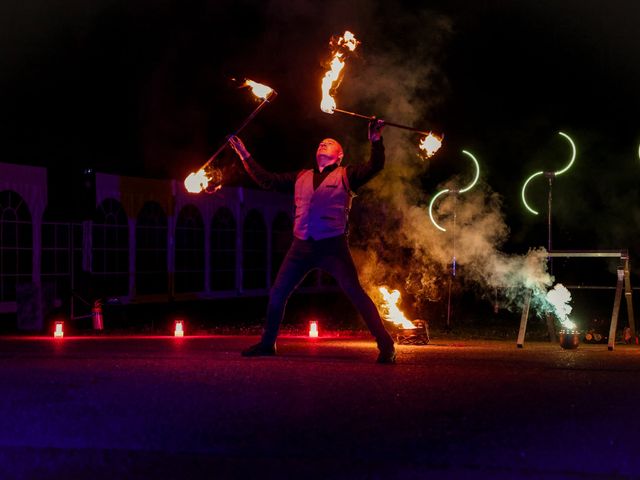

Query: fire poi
[184,79,277,194]
[320,31,443,158]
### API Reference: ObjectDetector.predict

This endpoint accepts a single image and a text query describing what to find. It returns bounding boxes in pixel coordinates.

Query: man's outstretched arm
[228,135,297,191]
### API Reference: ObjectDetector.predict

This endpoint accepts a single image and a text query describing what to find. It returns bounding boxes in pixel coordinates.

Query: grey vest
[293,166,353,240]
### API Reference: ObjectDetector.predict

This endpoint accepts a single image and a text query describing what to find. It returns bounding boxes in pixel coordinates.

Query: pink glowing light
[174,320,185,337]
[54,321,64,338]
[309,321,319,338]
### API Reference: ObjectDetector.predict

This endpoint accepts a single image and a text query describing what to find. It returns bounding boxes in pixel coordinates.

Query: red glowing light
[309,321,319,338]
[174,320,185,337]
[54,321,64,338]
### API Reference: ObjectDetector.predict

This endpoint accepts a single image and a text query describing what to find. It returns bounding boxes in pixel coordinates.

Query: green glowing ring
[521,171,544,215]
[637,143,640,161]
[458,150,480,193]
[554,131,576,176]
[428,188,450,232]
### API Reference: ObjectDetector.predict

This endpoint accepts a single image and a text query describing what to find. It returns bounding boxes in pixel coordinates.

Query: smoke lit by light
[546,283,576,330]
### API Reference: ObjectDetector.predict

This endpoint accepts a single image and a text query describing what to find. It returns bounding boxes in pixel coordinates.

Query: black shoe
[376,347,396,364]
[241,342,276,357]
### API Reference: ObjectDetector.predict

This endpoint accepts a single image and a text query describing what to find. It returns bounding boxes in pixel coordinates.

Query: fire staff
[228,120,396,363]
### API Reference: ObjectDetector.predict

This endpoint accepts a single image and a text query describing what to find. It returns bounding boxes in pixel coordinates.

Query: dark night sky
[1,0,639,253]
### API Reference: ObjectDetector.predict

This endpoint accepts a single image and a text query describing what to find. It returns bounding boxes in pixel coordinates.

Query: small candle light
[309,320,319,338]
[54,321,64,338]
[174,320,184,337]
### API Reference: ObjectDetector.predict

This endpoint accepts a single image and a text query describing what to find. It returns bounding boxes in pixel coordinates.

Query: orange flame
[320,30,359,114]
[184,170,209,193]
[419,133,443,158]
[244,79,273,100]
[378,287,417,329]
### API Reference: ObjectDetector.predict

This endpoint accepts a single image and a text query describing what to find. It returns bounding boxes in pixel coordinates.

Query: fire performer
[228,120,396,363]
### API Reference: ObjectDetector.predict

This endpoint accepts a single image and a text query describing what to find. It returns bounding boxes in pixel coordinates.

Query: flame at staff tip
[244,79,273,100]
[184,170,209,193]
[546,283,576,330]
[378,286,416,329]
[320,30,359,114]
[419,133,443,158]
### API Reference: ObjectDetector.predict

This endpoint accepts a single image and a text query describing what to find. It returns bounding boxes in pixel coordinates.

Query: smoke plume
[338,7,555,319]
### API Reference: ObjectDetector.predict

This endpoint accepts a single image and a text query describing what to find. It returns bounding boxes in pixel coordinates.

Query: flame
[320,30,359,114]
[244,79,273,100]
[378,287,416,329]
[546,283,576,330]
[184,170,209,193]
[419,133,443,158]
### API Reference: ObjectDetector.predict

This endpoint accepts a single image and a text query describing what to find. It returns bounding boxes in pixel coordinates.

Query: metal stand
[446,195,458,330]
[516,250,635,349]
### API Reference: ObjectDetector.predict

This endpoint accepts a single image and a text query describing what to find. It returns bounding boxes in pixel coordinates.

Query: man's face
[316,138,344,170]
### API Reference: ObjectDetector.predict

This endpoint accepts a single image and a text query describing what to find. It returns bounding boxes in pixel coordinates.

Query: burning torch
[184,79,277,194]
[320,31,443,158]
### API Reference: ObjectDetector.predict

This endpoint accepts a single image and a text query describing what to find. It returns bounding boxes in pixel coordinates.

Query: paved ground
[0,334,639,479]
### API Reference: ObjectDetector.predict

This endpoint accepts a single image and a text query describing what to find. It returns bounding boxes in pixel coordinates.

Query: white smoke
[335,8,558,320]
[545,283,576,330]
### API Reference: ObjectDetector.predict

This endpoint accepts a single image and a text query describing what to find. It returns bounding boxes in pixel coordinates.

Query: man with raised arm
[228,120,396,363]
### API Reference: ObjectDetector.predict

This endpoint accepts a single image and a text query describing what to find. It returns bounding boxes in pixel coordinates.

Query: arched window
[0,191,32,301]
[92,198,129,297]
[271,211,292,282]
[136,201,168,295]
[242,209,267,290]
[175,204,204,293]
[210,207,236,291]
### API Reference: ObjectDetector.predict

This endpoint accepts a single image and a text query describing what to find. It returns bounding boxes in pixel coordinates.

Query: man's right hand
[228,135,250,160]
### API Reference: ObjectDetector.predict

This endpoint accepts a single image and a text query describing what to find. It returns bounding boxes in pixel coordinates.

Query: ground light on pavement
[0,335,639,479]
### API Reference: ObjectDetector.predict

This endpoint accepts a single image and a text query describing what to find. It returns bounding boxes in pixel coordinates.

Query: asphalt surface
[0,335,639,479]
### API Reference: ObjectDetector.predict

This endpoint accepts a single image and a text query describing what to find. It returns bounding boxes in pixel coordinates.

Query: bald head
[316,138,344,171]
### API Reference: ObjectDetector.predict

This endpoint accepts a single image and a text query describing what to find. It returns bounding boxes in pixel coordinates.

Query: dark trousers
[261,235,394,350]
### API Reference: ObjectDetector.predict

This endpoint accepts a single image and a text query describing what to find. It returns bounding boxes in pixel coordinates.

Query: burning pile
[378,287,429,345]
